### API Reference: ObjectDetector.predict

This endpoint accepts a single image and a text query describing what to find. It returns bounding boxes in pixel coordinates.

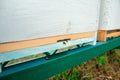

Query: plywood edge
[97,30,107,42]
[107,32,120,38]
[97,29,120,42]
[0,32,95,53]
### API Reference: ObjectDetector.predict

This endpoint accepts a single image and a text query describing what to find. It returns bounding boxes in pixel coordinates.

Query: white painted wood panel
[99,0,120,30]
[0,0,100,43]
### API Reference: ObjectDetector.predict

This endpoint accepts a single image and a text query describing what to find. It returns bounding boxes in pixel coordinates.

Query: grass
[5,47,120,80]
[48,49,120,80]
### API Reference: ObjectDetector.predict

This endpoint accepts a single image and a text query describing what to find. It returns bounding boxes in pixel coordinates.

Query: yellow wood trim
[0,32,94,53]
[97,30,107,42]
[107,32,120,38]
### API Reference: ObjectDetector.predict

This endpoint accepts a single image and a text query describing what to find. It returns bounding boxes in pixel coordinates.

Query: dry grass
[48,49,120,80]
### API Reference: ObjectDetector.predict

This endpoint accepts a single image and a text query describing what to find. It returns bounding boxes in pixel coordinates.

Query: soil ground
[48,49,120,80]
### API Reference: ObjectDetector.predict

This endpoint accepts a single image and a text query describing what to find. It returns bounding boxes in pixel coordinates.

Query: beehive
[98,0,120,42]
[0,0,100,53]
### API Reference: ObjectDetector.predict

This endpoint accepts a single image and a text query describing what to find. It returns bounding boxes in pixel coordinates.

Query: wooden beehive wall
[99,0,120,30]
[0,0,100,43]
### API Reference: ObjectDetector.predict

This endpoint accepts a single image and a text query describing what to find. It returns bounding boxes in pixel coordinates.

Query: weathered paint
[0,37,120,80]
[0,0,99,43]
[99,0,120,30]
